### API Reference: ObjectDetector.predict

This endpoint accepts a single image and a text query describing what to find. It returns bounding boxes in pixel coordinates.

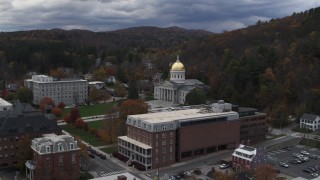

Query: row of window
[0,137,19,142]
[43,154,77,167]
[0,145,19,151]
[0,153,15,158]
[301,120,319,124]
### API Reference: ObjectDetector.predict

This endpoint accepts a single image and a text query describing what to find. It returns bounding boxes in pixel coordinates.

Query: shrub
[83,122,89,131]
[75,118,85,129]
[89,128,97,136]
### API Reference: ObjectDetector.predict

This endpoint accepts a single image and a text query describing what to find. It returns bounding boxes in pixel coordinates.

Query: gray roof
[0,114,61,136]
[32,134,79,154]
[10,101,37,116]
[301,113,319,121]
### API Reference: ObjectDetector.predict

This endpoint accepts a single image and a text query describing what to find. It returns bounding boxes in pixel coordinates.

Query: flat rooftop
[129,108,239,124]
[240,146,255,152]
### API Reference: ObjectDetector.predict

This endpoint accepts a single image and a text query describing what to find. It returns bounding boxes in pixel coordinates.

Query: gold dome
[171,56,185,71]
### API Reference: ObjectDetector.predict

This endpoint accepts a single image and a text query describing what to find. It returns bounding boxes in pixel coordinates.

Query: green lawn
[62,101,117,117]
[88,120,105,129]
[100,145,118,154]
[60,124,106,146]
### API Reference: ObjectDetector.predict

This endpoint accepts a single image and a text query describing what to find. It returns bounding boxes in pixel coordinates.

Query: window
[59,156,64,165]
[162,140,166,146]
[70,143,74,149]
[46,158,50,167]
[46,146,51,153]
[58,143,63,152]
[162,147,166,153]
[72,154,76,164]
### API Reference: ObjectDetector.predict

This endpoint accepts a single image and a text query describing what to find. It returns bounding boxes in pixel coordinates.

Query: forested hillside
[179,7,320,126]
[1,7,320,126]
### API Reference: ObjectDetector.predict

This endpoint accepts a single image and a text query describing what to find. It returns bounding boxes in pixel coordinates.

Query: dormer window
[70,143,74,149]
[46,146,51,153]
[58,143,64,152]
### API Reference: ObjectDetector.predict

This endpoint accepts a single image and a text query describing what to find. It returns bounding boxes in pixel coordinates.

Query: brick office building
[236,107,267,144]
[118,102,240,170]
[25,133,81,180]
[0,102,61,167]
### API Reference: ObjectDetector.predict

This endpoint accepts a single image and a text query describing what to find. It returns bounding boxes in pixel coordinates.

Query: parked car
[303,168,312,173]
[89,153,95,158]
[299,156,309,162]
[313,136,319,139]
[184,171,192,177]
[301,151,310,155]
[193,168,201,175]
[293,153,303,158]
[279,161,289,168]
[308,154,318,159]
[219,163,230,169]
[311,173,319,178]
[308,167,317,172]
[283,147,291,151]
[289,159,299,164]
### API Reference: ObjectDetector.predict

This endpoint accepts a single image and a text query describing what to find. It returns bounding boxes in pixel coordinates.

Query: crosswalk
[100,170,127,177]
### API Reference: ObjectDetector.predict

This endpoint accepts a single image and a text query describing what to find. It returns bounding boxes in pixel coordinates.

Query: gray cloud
[0,0,319,32]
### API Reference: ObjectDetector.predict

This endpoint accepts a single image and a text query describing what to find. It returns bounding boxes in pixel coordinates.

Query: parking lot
[267,144,320,179]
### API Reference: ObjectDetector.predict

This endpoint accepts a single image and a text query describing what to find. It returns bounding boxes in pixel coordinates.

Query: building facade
[25,133,81,180]
[154,56,206,105]
[118,102,240,170]
[0,102,62,167]
[237,107,267,144]
[300,113,320,131]
[25,75,88,105]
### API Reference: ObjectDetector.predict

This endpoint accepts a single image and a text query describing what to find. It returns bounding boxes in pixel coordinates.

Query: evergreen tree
[185,88,206,105]
[128,80,139,100]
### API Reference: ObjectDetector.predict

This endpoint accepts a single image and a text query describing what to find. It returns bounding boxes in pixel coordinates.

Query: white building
[0,98,12,117]
[25,75,88,105]
[153,56,206,105]
[300,113,320,131]
[232,144,267,171]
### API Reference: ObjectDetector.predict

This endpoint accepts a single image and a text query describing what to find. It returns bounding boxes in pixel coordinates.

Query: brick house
[25,133,81,180]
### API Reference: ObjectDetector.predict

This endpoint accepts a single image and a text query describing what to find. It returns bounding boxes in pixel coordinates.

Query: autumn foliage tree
[69,107,81,124]
[213,171,233,180]
[52,107,62,117]
[255,164,277,180]
[75,118,85,129]
[39,97,55,112]
[15,135,33,171]
[118,99,148,135]
[57,102,66,109]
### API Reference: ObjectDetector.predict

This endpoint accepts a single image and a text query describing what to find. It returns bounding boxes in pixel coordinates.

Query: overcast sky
[0,0,319,32]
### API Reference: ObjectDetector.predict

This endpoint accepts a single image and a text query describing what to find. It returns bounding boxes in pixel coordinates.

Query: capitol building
[153,56,206,105]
